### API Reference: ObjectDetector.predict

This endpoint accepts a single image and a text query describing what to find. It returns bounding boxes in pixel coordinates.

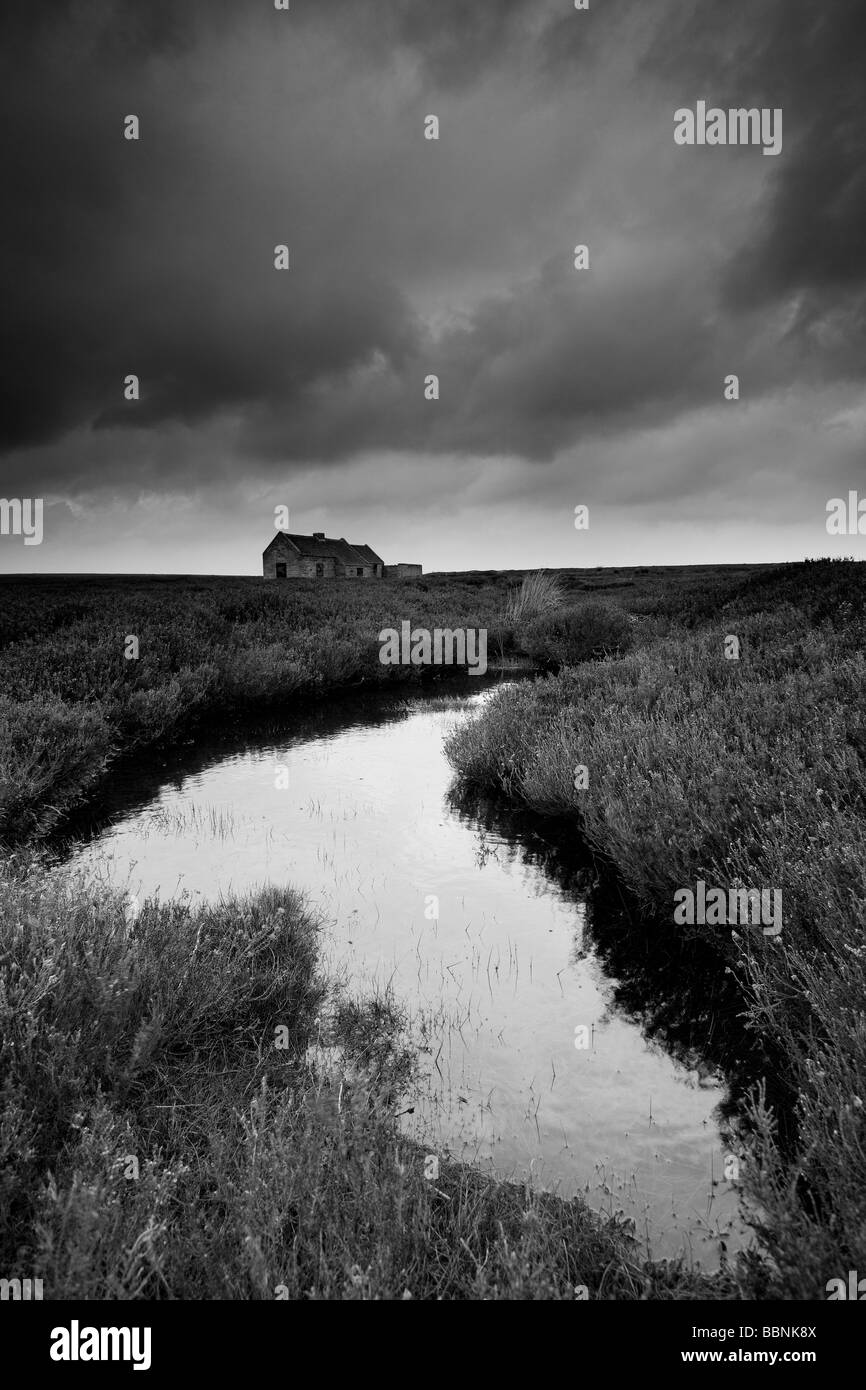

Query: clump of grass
[503,570,564,627]
[0,860,323,1281]
[0,695,111,837]
[519,600,633,670]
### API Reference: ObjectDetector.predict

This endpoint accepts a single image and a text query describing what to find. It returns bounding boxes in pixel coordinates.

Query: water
[60,679,748,1265]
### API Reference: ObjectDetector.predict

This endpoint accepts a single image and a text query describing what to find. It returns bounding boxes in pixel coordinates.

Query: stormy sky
[1,0,864,574]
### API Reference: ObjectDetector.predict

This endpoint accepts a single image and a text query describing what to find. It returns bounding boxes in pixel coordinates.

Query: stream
[59,677,750,1266]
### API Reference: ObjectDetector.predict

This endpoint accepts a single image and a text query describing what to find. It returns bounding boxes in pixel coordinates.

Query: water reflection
[56,678,752,1266]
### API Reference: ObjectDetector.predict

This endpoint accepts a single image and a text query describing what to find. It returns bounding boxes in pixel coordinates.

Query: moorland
[1,557,862,1298]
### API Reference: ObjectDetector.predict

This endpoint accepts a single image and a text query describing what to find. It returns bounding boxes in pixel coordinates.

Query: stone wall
[384,563,423,578]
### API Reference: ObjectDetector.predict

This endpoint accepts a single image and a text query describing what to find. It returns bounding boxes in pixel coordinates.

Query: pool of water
[60,679,748,1265]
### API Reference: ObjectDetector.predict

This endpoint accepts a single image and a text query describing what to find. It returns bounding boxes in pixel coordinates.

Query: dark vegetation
[1,558,860,1298]
[0,564,757,840]
[8,862,705,1299]
[520,600,634,671]
[446,557,866,1298]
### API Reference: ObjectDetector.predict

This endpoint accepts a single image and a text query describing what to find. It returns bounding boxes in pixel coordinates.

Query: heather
[445,559,866,1296]
[3,558,856,1299]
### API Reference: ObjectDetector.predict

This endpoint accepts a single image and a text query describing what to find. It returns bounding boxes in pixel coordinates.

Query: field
[0,564,760,839]
[1,558,862,1299]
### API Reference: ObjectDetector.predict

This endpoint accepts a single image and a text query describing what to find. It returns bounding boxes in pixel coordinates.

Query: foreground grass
[445,559,866,1298]
[0,859,730,1299]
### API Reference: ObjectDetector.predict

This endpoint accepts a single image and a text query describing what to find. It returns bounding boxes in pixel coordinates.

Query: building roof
[265,532,382,567]
[350,543,385,566]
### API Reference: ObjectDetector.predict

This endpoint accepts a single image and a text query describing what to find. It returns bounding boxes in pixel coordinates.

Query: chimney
[312,532,325,540]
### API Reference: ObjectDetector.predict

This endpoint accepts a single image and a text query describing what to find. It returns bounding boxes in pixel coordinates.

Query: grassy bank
[0,857,731,1299]
[0,575,496,840]
[445,559,866,1298]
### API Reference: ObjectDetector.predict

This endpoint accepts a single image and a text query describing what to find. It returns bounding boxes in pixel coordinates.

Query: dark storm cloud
[0,0,574,465]
[328,0,542,89]
[0,0,863,491]
[722,1,866,308]
[0,3,422,454]
[542,0,866,307]
[0,0,239,59]
[0,0,542,84]
[631,0,866,307]
[239,252,807,465]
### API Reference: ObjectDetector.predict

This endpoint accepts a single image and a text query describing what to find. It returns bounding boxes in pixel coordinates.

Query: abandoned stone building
[262,531,422,580]
[385,562,423,578]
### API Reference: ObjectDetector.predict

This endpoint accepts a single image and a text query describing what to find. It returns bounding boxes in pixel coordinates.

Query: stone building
[263,531,392,579]
[383,563,423,578]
